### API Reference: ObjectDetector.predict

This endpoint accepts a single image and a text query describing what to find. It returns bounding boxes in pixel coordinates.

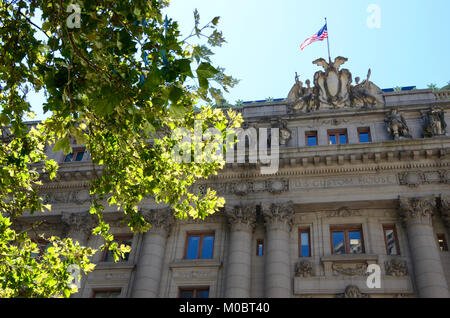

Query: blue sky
[28,0,450,119]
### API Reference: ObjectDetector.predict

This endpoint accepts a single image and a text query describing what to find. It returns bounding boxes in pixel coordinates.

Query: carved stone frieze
[385,258,409,277]
[41,189,91,205]
[398,170,449,187]
[398,196,436,226]
[262,201,294,228]
[327,207,361,218]
[198,179,289,196]
[332,263,367,276]
[295,260,313,278]
[225,204,256,229]
[336,285,369,298]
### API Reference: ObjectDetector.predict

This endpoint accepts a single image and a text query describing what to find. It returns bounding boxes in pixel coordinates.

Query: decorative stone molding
[41,189,91,204]
[198,179,289,196]
[61,211,96,239]
[327,207,361,218]
[398,196,436,226]
[398,170,449,187]
[332,263,367,277]
[142,208,173,233]
[385,258,409,277]
[225,204,257,229]
[262,201,294,228]
[295,260,313,278]
[336,285,369,298]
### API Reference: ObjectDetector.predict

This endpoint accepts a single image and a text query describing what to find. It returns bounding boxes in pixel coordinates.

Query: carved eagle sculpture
[312,56,348,71]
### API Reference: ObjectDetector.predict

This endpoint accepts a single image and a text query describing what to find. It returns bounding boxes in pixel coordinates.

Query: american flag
[300,23,328,51]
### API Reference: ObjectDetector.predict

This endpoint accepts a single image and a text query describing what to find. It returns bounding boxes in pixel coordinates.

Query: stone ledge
[169,259,222,269]
[94,262,136,271]
[321,254,379,263]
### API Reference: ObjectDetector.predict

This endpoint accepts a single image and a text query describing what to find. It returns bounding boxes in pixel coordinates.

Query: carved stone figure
[350,69,385,107]
[385,108,412,140]
[422,107,447,137]
[278,120,292,146]
[385,258,409,277]
[287,76,316,112]
[295,260,313,277]
[313,56,352,109]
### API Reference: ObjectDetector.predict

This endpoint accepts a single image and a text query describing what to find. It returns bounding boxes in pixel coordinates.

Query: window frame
[358,127,372,143]
[63,148,86,163]
[327,129,348,145]
[91,288,122,298]
[382,225,401,255]
[184,232,215,260]
[330,225,365,255]
[437,233,449,252]
[101,235,133,262]
[305,131,318,147]
[178,287,210,298]
[256,239,264,256]
[298,228,311,258]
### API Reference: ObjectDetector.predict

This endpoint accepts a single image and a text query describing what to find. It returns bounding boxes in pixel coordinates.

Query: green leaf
[53,136,71,154]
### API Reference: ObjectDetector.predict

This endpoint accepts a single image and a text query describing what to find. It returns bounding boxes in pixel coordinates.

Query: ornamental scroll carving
[225,204,256,229]
[385,258,409,277]
[262,201,294,229]
[295,260,313,278]
[398,196,436,226]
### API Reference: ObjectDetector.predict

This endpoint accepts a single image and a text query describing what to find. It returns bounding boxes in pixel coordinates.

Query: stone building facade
[19,57,450,298]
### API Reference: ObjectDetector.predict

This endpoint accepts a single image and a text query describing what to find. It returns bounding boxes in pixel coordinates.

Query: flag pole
[325,17,332,63]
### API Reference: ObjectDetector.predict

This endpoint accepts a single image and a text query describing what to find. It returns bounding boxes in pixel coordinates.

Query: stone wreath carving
[385,258,409,277]
[336,285,369,298]
[295,260,313,278]
[332,263,367,276]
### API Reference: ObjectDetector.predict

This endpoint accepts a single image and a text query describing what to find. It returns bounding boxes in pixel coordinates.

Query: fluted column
[399,196,449,298]
[225,204,256,298]
[262,201,294,298]
[132,209,172,298]
[61,211,95,245]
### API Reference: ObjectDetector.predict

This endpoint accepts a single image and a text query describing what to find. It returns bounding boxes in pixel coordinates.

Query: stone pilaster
[224,204,256,298]
[399,196,449,298]
[132,208,173,298]
[262,201,294,298]
[61,211,96,245]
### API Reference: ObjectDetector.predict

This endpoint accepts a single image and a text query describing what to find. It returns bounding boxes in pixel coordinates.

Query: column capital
[439,194,450,230]
[142,208,173,234]
[262,201,294,230]
[61,211,96,243]
[398,196,436,226]
[225,204,257,230]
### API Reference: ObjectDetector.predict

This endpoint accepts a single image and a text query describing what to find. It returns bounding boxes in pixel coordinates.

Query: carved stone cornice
[262,201,294,229]
[225,204,257,229]
[141,208,173,233]
[398,196,436,226]
[61,211,96,239]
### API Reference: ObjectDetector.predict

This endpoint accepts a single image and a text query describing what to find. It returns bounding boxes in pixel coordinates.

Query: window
[102,235,133,262]
[305,131,318,147]
[358,128,372,143]
[328,130,348,145]
[92,289,121,298]
[64,149,85,162]
[185,233,215,259]
[299,228,311,257]
[179,287,210,298]
[383,225,400,255]
[256,239,264,256]
[30,239,52,260]
[331,226,364,254]
[437,234,449,252]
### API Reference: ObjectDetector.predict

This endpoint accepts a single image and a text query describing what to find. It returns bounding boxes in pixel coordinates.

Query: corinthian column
[224,204,256,298]
[132,209,172,298]
[399,196,449,298]
[61,212,95,245]
[262,201,294,298]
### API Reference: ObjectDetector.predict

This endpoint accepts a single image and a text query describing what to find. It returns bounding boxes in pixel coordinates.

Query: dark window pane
[180,290,194,298]
[385,229,398,255]
[339,134,347,145]
[307,136,317,146]
[186,236,200,259]
[329,135,337,145]
[201,236,214,259]
[109,291,121,298]
[300,232,310,257]
[196,290,210,298]
[93,292,108,298]
[332,232,345,254]
[438,234,449,251]
[75,151,84,161]
[257,241,264,256]
[359,132,370,143]
[349,231,362,254]
[64,153,74,162]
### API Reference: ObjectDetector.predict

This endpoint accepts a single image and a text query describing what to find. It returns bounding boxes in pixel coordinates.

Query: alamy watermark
[366,264,381,289]
[171,121,280,175]
[67,4,81,29]
[366,4,381,29]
